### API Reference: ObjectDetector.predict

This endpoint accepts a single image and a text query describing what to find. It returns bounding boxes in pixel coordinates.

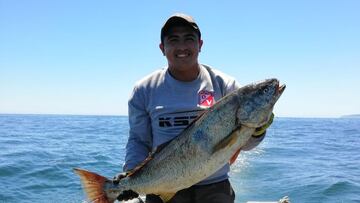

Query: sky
[0,0,359,118]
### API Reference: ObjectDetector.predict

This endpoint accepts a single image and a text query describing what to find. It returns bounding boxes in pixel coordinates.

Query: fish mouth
[273,81,286,103]
[269,78,286,95]
[277,83,286,95]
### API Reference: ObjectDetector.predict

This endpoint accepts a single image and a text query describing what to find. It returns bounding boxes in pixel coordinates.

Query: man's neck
[168,64,200,82]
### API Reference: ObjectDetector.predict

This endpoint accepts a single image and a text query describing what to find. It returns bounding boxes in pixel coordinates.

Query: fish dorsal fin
[189,109,206,124]
[212,126,242,154]
[126,110,207,178]
[177,109,207,134]
[126,152,154,177]
[154,139,172,153]
[126,140,173,177]
[159,193,176,202]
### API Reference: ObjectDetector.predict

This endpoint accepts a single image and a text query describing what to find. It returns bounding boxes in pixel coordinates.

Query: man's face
[160,25,203,72]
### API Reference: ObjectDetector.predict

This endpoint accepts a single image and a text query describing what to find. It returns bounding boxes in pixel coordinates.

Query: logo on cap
[198,90,215,107]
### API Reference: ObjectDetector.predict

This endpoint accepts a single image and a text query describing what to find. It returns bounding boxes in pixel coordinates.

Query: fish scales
[125,92,241,193]
[74,78,286,203]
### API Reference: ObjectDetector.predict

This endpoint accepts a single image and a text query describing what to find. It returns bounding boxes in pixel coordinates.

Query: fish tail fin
[74,168,114,203]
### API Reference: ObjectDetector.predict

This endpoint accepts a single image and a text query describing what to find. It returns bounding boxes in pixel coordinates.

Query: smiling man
[159,14,203,82]
[116,13,270,203]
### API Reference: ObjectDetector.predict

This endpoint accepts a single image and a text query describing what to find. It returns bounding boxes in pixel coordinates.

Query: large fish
[75,78,286,203]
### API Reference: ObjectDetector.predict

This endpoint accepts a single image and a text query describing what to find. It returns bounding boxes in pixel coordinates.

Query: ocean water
[0,114,359,203]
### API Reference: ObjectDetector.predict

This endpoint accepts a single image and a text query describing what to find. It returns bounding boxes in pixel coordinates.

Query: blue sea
[0,114,359,203]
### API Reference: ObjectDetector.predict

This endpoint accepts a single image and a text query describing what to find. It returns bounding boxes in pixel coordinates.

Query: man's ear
[199,39,203,53]
[159,43,165,55]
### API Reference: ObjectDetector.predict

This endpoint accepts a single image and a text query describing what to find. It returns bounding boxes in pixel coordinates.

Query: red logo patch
[198,90,215,107]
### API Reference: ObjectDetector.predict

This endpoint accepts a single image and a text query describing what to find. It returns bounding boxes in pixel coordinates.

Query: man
[116,13,271,203]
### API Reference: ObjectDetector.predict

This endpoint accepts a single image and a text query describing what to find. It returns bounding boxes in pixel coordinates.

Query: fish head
[236,78,285,128]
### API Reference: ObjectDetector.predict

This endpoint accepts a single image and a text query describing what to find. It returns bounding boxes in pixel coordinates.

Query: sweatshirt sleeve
[224,79,241,95]
[123,86,153,172]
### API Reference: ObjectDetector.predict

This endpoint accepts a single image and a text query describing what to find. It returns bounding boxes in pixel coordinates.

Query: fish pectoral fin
[159,193,176,202]
[212,126,241,154]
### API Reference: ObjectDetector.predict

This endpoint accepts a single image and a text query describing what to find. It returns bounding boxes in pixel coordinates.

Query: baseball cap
[160,13,201,43]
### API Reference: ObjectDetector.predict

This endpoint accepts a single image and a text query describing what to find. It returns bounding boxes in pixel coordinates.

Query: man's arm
[123,86,153,171]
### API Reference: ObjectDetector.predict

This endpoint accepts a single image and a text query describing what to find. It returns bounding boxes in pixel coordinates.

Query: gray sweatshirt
[124,64,264,185]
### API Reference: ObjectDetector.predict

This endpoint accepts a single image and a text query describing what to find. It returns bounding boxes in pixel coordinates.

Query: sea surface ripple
[0,115,359,203]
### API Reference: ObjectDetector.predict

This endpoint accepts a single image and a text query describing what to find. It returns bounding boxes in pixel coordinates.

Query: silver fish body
[75,78,286,203]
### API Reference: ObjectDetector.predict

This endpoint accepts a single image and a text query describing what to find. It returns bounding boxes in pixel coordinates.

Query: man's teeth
[177,53,189,58]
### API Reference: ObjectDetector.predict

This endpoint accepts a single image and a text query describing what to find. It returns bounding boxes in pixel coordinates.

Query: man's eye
[169,38,178,42]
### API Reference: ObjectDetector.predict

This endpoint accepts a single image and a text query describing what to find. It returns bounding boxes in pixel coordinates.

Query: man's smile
[175,52,191,58]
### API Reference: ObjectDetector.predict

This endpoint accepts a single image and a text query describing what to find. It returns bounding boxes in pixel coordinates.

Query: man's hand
[253,113,274,137]
[230,113,275,164]
[117,190,139,201]
[113,172,127,184]
[113,172,139,201]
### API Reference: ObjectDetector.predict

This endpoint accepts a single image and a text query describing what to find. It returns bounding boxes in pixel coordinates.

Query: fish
[74,78,286,203]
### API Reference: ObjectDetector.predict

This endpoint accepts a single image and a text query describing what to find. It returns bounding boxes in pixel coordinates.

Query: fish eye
[263,87,269,94]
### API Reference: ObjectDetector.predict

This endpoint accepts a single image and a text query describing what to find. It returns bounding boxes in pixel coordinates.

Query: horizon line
[1,112,357,119]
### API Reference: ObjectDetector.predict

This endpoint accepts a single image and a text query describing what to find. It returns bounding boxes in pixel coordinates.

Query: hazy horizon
[2,113,360,119]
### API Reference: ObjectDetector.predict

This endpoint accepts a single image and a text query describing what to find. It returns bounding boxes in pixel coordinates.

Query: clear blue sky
[1,0,359,117]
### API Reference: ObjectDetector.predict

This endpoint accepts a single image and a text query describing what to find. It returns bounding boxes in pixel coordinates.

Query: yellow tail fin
[74,168,113,203]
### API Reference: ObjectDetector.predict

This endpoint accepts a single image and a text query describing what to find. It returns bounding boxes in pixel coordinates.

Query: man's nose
[176,39,188,50]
